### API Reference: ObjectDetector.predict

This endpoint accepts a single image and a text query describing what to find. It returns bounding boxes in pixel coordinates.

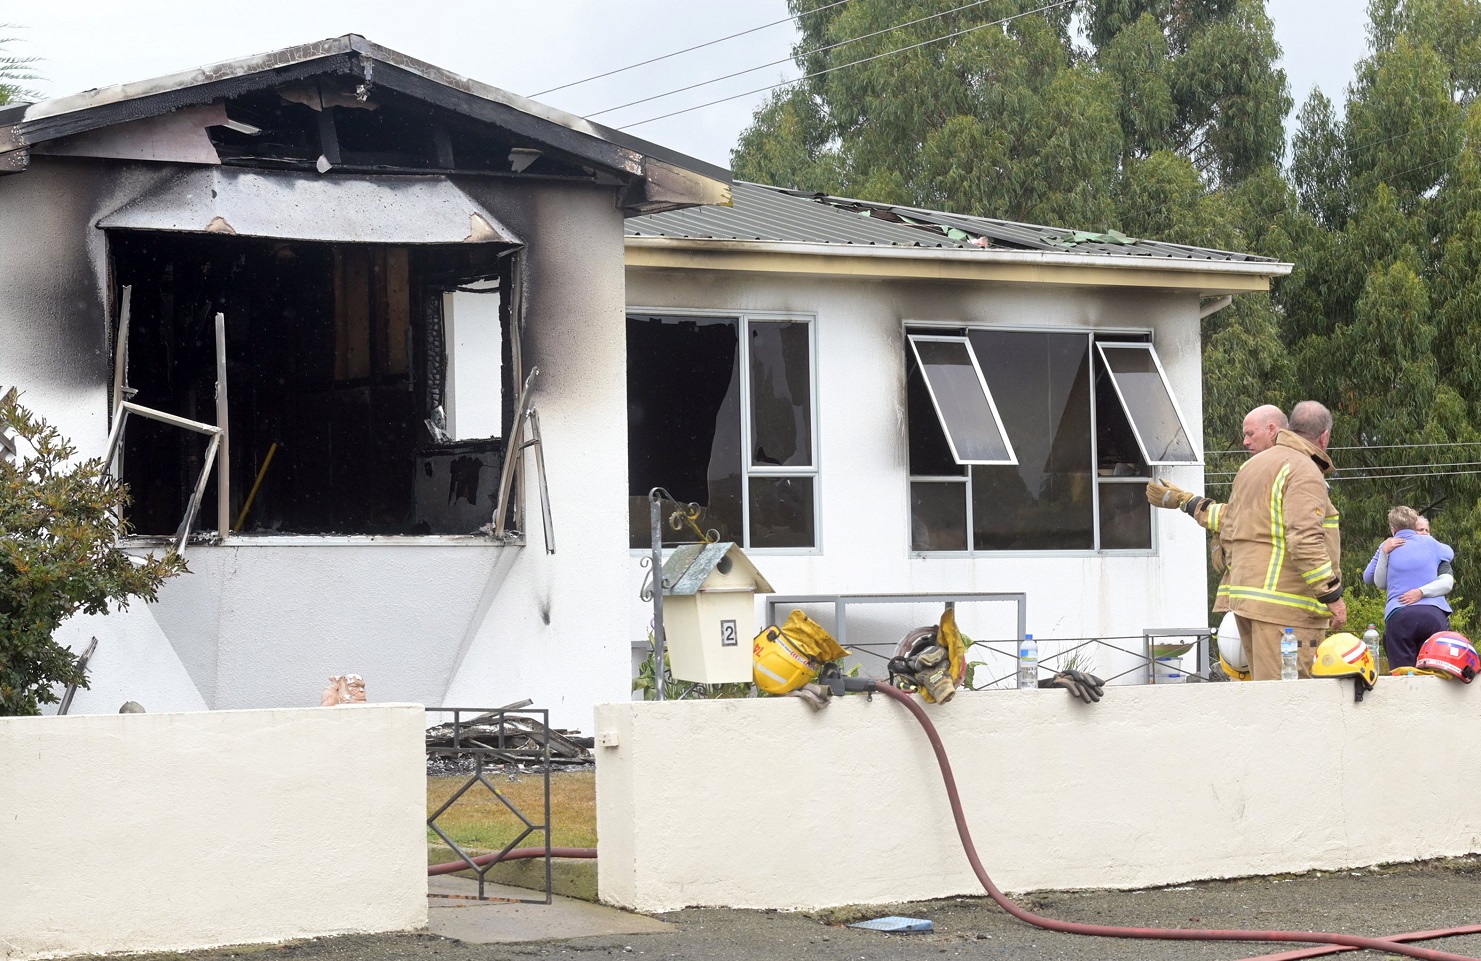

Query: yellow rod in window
[233,442,278,533]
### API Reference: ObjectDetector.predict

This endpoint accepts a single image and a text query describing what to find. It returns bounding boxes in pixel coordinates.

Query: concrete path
[426,875,672,944]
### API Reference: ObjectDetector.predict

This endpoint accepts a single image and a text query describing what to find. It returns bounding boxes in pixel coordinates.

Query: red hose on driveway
[873,682,1481,961]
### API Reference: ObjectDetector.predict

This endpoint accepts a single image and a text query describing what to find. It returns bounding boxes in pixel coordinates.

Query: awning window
[1094,342,1199,465]
[907,335,1016,466]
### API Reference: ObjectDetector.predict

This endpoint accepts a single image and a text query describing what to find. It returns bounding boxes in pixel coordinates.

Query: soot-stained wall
[6,157,633,728]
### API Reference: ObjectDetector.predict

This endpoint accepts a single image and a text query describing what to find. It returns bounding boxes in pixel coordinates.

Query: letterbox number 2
[720,619,738,647]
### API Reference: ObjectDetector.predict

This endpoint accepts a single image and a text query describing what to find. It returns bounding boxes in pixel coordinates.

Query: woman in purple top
[1363,506,1455,669]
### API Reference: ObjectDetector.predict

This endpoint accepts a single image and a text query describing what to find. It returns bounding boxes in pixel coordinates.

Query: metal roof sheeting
[628,181,1281,265]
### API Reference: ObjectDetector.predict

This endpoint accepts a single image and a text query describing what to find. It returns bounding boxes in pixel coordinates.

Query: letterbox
[660,542,773,683]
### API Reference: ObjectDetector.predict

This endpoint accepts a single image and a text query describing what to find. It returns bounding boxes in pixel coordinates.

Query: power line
[1205,459,1481,479]
[617,0,1077,130]
[589,0,1002,119]
[528,0,854,98]
[1206,466,1481,486]
[1208,441,1481,456]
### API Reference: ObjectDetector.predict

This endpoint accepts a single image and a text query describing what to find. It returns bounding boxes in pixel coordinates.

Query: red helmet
[1416,631,1481,683]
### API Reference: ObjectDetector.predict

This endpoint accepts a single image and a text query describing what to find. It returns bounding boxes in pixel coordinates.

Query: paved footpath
[65,858,1481,961]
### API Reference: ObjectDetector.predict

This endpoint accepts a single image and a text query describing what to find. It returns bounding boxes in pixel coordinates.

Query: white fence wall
[0,705,427,960]
[595,678,1481,912]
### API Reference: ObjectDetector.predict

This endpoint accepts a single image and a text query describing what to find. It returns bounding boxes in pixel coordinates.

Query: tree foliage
[734,0,1481,617]
[0,28,39,108]
[0,395,185,715]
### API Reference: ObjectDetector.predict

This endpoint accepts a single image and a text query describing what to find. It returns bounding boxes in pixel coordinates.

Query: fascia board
[624,237,1290,294]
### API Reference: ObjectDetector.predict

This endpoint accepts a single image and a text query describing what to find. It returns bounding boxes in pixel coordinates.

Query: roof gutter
[626,237,1289,295]
[624,236,1292,278]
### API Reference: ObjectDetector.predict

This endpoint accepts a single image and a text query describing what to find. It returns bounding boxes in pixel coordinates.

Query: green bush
[0,393,185,715]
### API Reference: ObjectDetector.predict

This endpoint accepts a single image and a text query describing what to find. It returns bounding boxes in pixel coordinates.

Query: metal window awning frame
[104,288,229,555]
[907,333,1018,466]
[1094,342,1201,466]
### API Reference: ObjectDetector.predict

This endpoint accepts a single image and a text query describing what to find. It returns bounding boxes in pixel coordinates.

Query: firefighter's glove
[907,645,958,704]
[1038,669,1105,704]
[1146,477,1195,511]
[788,683,834,712]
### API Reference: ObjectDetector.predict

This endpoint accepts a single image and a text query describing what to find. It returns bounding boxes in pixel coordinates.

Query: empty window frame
[908,328,1187,553]
[906,335,1016,466]
[108,231,518,538]
[627,312,817,550]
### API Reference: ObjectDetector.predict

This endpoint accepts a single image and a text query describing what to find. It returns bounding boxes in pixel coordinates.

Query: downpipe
[427,681,1481,960]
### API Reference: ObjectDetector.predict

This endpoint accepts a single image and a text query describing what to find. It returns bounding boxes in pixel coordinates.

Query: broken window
[627,313,816,550]
[908,328,1187,553]
[107,231,521,538]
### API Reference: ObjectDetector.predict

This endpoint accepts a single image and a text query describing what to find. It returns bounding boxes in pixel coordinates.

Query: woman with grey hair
[1363,506,1454,669]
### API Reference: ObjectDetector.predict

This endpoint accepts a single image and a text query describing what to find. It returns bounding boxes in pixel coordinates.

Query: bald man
[1219,401,1345,678]
[1146,404,1288,536]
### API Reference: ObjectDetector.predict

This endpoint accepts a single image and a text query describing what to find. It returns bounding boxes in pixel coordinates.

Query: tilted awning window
[97,167,522,246]
[907,334,1017,466]
[1094,342,1200,465]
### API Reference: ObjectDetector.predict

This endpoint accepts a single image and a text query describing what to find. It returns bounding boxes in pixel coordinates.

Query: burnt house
[1,36,729,722]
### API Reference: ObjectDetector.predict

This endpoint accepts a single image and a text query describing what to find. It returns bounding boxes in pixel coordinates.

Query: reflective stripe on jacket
[1215,430,1342,627]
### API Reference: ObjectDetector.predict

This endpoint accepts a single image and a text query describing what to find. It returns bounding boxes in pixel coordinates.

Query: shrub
[0,393,185,715]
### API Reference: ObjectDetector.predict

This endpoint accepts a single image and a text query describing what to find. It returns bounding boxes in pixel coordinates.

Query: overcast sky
[14,1,1369,170]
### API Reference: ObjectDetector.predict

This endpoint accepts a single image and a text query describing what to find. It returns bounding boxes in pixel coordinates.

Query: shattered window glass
[749,321,812,468]
[627,315,742,548]
[628,313,816,550]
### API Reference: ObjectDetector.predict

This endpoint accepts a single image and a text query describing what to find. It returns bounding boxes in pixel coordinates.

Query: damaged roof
[0,35,730,215]
[627,181,1286,267]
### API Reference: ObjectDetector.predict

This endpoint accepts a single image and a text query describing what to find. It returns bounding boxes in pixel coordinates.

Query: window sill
[909,549,1157,559]
[628,547,821,557]
[121,534,523,548]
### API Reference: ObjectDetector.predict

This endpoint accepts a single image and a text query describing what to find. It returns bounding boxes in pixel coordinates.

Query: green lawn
[427,770,596,853]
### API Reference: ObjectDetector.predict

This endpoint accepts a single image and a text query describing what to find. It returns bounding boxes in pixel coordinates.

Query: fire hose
[429,681,1481,959]
[869,680,1481,961]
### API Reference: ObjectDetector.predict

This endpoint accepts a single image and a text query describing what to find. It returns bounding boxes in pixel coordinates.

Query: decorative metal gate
[425,706,553,903]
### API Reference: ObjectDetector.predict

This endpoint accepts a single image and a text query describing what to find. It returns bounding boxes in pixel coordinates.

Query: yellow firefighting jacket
[1215,430,1342,626]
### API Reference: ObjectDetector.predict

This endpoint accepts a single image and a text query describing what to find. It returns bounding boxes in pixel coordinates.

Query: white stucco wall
[2,159,634,731]
[625,269,1210,682]
[595,677,1481,912]
[0,704,427,960]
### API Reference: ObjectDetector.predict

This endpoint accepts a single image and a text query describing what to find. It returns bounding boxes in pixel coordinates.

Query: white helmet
[1215,611,1250,681]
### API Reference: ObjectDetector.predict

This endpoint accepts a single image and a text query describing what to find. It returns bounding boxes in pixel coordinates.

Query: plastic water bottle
[1363,624,1381,667]
[1280,628,1299,680]
[1018,634,1038,690]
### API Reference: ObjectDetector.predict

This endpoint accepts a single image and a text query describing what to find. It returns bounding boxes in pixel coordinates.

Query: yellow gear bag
[752,610,848,695]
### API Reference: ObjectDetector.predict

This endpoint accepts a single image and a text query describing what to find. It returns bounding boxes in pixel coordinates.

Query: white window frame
[628,308,821,555]
[904,322,1182,557]
[906,334,1018,466]
[1094,342,1201,466]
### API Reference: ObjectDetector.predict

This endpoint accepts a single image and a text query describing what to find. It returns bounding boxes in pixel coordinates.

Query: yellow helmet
[752,610,849,695]
[1312,632,1377,698]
